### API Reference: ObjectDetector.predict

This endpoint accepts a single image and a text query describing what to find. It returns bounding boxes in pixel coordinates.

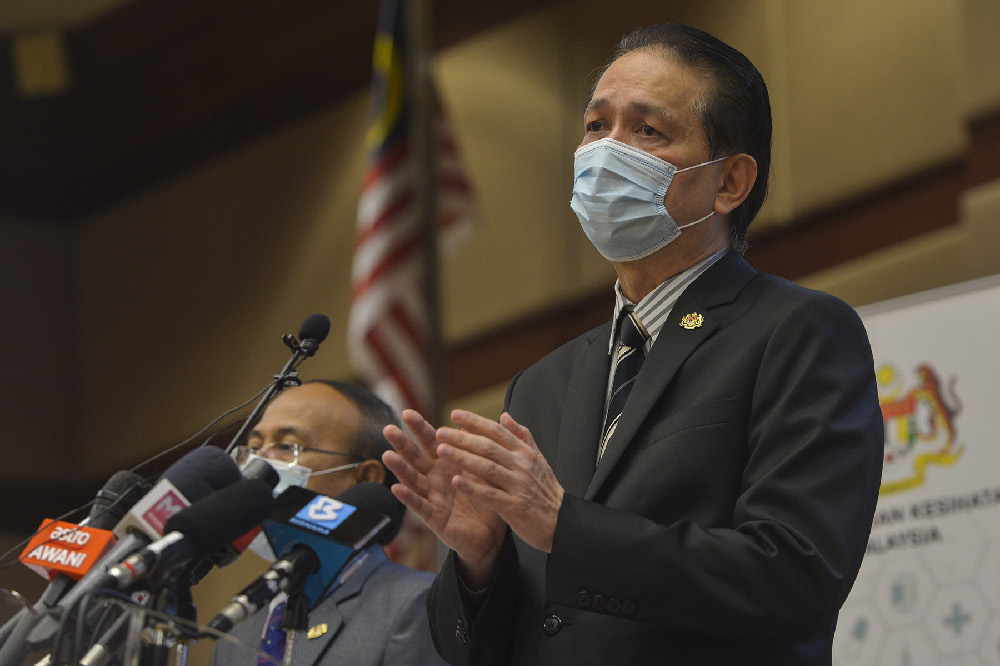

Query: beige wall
[963,0,1000,116]
[2,0,1000,630]
[1,0,997,480]
[67,0,1000,472]
[802,178,1000,306]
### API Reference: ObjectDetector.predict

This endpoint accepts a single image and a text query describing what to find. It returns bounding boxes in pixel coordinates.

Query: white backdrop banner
[834,273,1000,665]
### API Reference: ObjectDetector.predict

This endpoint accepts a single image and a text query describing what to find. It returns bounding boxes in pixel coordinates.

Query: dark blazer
[428,252,883,665]
[212,545,446,665]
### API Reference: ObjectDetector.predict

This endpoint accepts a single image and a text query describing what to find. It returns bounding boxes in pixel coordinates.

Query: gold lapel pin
[307,623,329,639]
[679,313,704,330]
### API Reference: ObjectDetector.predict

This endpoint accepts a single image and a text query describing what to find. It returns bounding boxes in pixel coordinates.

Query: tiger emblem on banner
[877,363,963,494]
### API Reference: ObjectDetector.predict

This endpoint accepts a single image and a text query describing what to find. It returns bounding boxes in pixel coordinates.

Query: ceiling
[0,0,553,221]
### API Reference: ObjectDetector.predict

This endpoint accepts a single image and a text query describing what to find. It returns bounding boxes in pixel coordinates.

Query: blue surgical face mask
[570,138,727,262]
[243,454,362,497]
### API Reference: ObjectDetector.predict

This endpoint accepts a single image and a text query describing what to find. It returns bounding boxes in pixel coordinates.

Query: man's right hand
[383,409,507,588]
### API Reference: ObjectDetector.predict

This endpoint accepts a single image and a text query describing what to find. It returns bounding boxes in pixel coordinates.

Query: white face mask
[570,138,726,261]
[243,454,362,497]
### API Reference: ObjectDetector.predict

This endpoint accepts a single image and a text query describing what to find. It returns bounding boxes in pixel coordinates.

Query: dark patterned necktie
[599,309,649,463]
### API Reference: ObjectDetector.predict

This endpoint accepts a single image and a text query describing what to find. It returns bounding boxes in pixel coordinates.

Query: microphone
[240,455,281,490]
[35,479,273,666]
[25,448,243,651]
[13,472,149,589]
[185,455,281,582]
[206,483,402,633]
[98,478,274,590]
[113,447,241,542]
[0,472,149,660]
[0,471,150,663]
[76,613,130,666]
[83,471,152,531]
[17,472,151,585]
[297,313,330,357]
[206,545,318,635]
[225,314,331,459]
[340,481,405,546]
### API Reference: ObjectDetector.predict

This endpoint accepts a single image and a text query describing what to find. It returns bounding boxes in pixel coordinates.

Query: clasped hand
[382,409,564,587]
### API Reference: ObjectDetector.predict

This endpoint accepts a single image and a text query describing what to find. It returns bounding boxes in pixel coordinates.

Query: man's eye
[586,120,604,132]
[640,125,658,136]
[274,443,297,453]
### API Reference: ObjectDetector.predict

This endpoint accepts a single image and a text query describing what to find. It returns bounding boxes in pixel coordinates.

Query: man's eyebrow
[583,98,672,122]
[248,425,310,441]
[630,100,672,121]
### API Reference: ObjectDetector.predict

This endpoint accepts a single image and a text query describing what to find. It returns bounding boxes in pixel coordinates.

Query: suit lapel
[285,546,383,666]
[584,252,756,500]
[554,322,612,497]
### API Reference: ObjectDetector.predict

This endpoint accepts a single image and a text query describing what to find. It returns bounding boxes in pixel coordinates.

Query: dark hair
[596,23,772,253]
[306,380,401,489]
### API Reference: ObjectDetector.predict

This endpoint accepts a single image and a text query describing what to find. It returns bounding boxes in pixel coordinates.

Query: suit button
[455,619,469,645]
[621,600,636,616]
[542,615,562,635]
[576,591,592,607]
[606,598,621,614]
[591,594,606,611]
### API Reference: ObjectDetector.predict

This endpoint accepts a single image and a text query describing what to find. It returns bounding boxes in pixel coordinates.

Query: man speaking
[383,22,883,664]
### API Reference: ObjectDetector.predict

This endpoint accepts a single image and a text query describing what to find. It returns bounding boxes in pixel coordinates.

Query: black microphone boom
[225,314,330,456]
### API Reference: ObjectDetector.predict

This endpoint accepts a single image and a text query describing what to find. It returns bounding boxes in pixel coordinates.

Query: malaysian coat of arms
[877,363,963,494]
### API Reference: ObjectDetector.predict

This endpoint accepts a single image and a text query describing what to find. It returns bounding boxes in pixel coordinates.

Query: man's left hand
[436,410,565,553]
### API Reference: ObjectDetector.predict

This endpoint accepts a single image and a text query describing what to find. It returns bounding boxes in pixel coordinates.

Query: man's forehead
[264,384,361,448]
[591,50,708,106]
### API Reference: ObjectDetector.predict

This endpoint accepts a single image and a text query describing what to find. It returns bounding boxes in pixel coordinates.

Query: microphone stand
[0,582,69,665]
[224,330,320,456]
[142,570,198,666]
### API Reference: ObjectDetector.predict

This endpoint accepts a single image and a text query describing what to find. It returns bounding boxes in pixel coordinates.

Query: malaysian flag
[349,0,474,422]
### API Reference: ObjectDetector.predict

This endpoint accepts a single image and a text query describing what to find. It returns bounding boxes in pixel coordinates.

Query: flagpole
[405,0,444,426]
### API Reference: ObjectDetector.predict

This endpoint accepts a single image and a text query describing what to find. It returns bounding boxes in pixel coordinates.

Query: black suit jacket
[428,252,883,664]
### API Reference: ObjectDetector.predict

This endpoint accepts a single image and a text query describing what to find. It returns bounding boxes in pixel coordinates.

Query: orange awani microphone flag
[20,520,117,581]
[349,0,474,421]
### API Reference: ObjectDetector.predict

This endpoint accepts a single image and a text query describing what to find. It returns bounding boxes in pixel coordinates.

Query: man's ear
[715,154,757,215]
[357,459,386,485]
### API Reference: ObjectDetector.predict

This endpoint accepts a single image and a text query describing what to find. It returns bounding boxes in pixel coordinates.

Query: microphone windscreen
[297,313,330,343]
[161,447,242,502]
[336,482,405,544]
[88,471,152,530]
[240,456,280,490]
[164,479,275,557]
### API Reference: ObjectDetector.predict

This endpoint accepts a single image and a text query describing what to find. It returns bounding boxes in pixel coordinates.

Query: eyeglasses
[234,442,366,466]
